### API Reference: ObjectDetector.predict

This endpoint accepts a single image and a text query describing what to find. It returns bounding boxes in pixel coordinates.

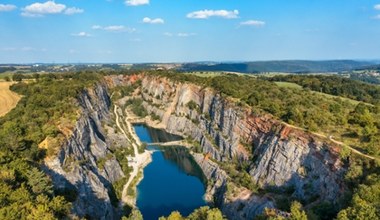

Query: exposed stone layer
[43,83,128,219]
[44,74,346,219]
[108,74,346,219]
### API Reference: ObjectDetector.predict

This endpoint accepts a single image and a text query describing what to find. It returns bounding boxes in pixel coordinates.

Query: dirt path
[114,105,151,205]
[0,82,21,117]
[282,122,377,160]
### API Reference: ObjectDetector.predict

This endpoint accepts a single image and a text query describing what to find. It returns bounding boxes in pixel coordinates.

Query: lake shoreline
[129,117,207,219]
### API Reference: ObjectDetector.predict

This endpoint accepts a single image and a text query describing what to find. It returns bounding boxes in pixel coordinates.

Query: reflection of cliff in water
[135,123,183,143]
[160,146,207,185]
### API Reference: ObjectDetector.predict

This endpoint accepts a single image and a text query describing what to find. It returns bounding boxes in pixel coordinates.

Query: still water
[133,124,206,220]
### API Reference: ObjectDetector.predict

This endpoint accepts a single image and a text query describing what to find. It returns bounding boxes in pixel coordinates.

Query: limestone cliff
[43,83,128,219]
[108,74,346,219]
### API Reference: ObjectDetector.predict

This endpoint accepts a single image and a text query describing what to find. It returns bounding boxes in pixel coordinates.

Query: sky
[0,0,380,63]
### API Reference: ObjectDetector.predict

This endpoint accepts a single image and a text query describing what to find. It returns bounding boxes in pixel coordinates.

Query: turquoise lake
[133,124,207,220]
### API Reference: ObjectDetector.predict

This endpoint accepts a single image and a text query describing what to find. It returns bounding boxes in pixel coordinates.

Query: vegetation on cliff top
[1,70,379,219]
[145,71,380,157]
[140,70,380,219]
[0,72,101,219]
[268,75,380,105]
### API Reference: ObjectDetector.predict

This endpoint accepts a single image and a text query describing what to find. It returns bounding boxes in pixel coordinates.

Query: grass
[274,80,373,154]
[275,81,368,106]
[0,81,21,117]
[186,71,256,78]
[311,91,364,106]
[127,171,142,197]
[186,71,225,77]
[0,72,13,80]
[274,81,303,89]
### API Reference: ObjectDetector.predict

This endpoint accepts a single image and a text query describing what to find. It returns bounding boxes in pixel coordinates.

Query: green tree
[337,174,380,220]
[33,73,40,81]
[289,201,307,220]
[124,209,143,220]
[27,167,53,195]
[337,196,377,220]
[159,211,184,220]
[12,73,23,82]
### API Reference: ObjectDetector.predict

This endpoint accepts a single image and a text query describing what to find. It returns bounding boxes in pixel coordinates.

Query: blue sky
[0,0,380,63]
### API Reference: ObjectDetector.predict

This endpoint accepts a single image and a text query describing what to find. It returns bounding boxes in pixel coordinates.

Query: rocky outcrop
[193,153,275,220]
[43,83,128,219]
[107,74,347,218]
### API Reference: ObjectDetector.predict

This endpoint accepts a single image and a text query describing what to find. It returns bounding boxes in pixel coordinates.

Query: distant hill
[179,60,374,73]
[356,64,380,71]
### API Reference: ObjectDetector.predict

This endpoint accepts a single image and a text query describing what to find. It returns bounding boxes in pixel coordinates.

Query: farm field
[0,81,21,117]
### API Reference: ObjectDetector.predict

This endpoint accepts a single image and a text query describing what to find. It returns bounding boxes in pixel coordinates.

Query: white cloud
[373,14,380,19]
[21,1,83,17]
[92,25,102,30]
[374,4,380,10]
[22,1,66,16]
[164,32,196,37]
[71,32,91,37]
[125,0,149,6]
[163,32,173,37]
[64,7,84,15]
[187,9,239,19]
[240,20,265,27]
[177,33,196,37]
[92,25,136,33]
[0,4,17,12]
[104,25,129,32]
[142,17,164,24]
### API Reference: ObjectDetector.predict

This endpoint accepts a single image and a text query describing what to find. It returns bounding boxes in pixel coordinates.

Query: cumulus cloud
[142,17,164,24]
[187,9,239,19]
[0,4,17,12]
[240,20,266,27]
[21,1,83,17]
[125,0,149,6]
[92,25,136,33]
[71,32,91,37]
[375,4,380,10]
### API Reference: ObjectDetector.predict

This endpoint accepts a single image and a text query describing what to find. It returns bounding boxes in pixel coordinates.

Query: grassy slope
[0,82,21,117]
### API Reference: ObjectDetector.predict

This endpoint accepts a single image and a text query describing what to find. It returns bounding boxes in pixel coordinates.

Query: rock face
[44,74,346,219]
[43,83,127,219]
[108,74,346,219]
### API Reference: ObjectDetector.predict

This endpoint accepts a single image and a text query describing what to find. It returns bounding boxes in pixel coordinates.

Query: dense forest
[0,72,100,219]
